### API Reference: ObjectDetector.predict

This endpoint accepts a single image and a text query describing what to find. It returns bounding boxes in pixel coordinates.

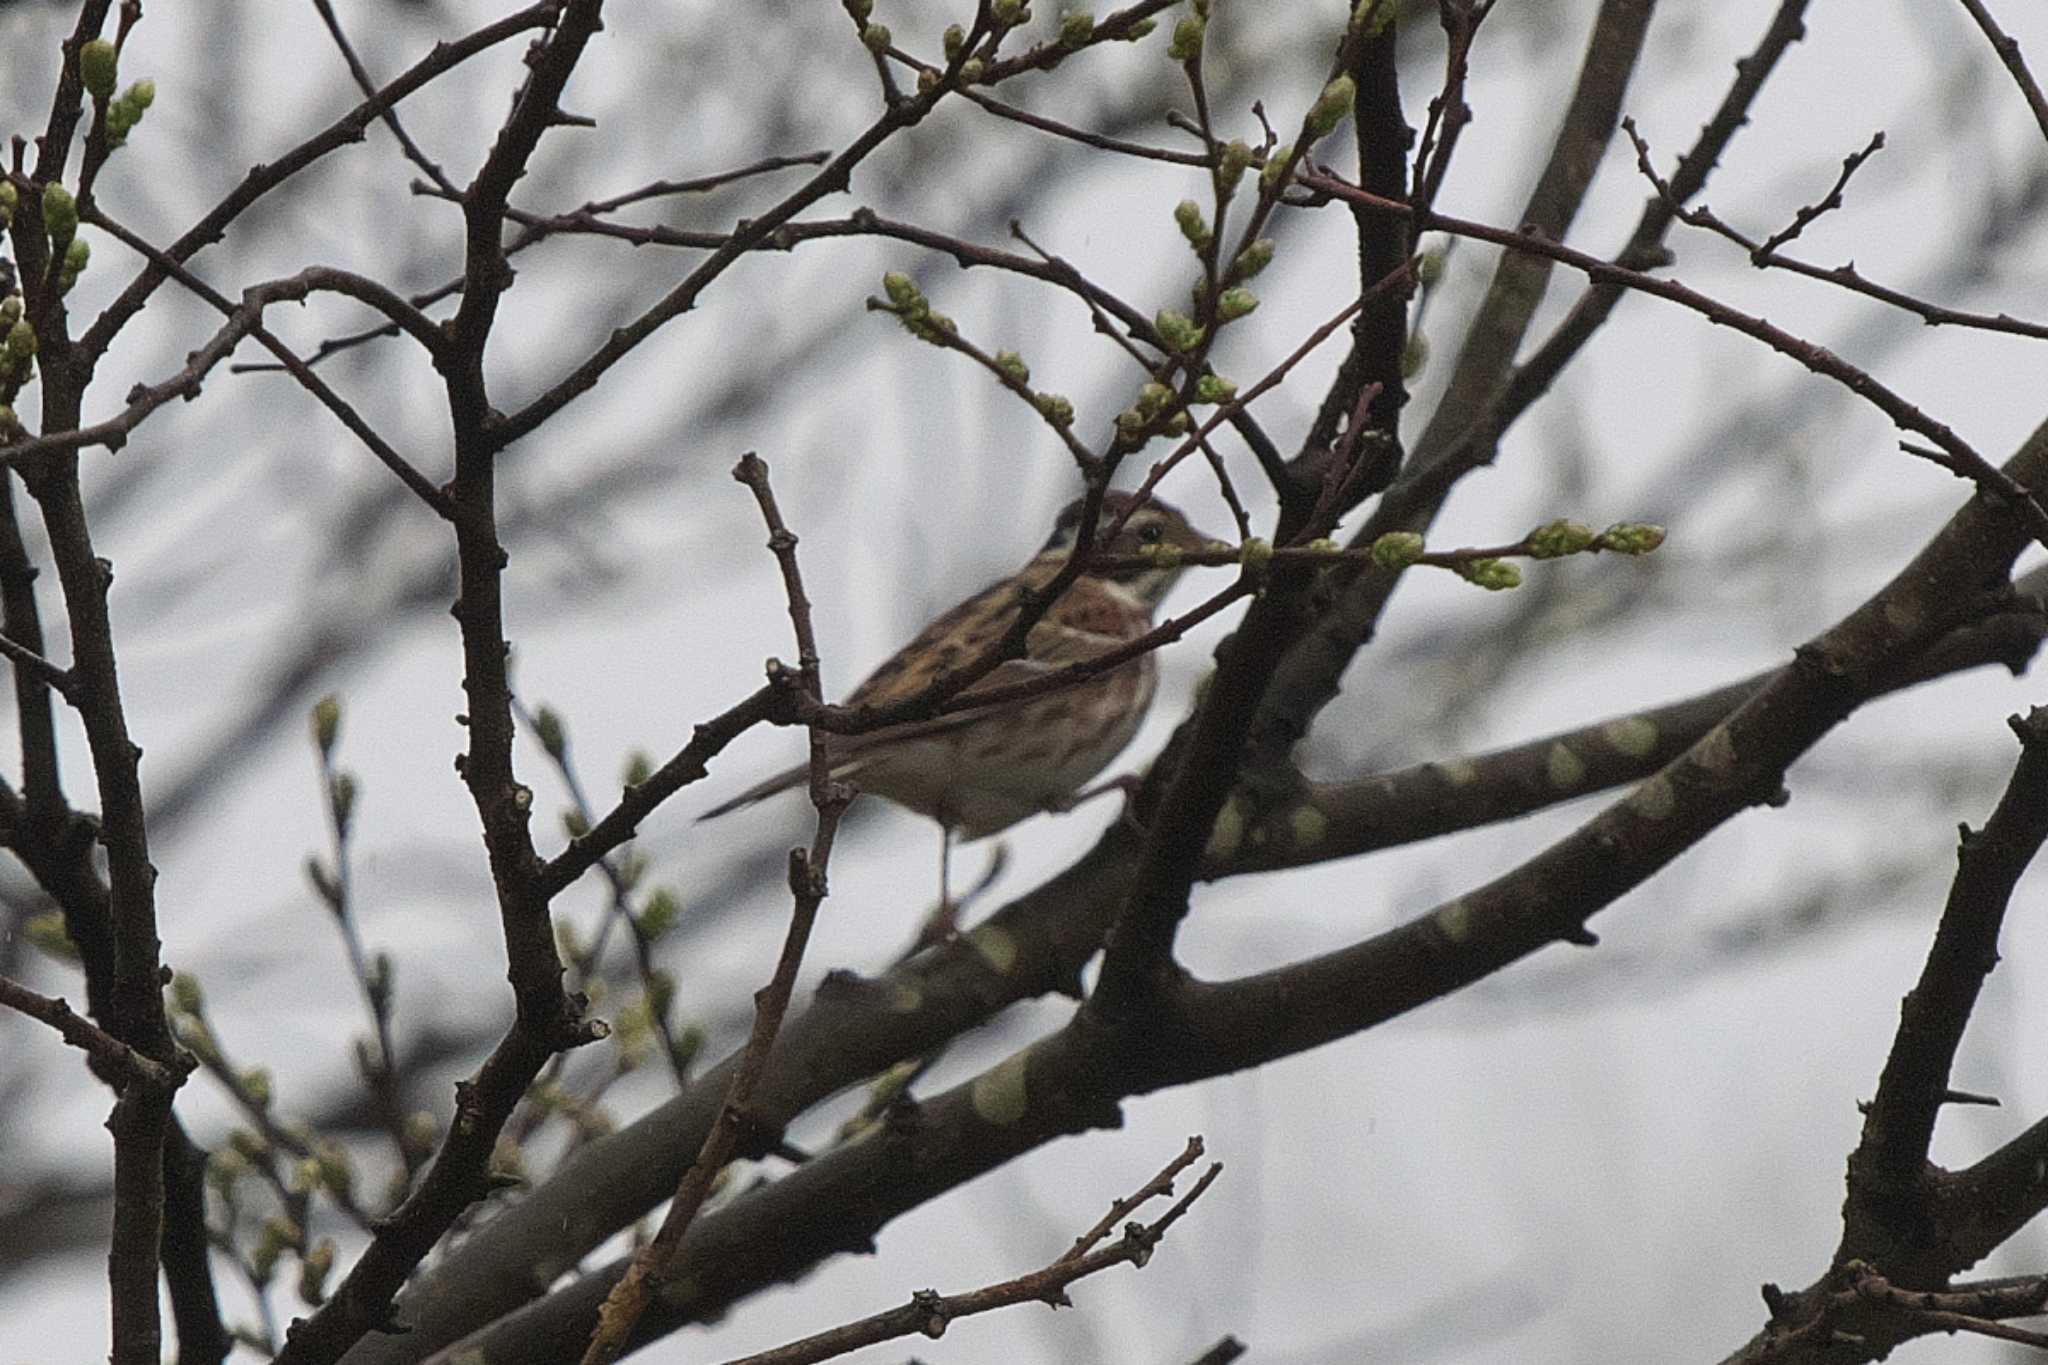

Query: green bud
[916,67,940,95]
[1304,538,1340,553]
[861,23,891,54]
[616,848,649,893]
[992,0,1027,24]
[124,78,154,110]
[882,271,921,310]
[1154,307,1201,352]
[206,1146,247,1195]
[491,1135,528,1183]
[103,99,135,146]
[1307,76,1356,139]
[40,183,77,246]
[174,1015,218,1065]
[1164,411,1190,435]
[562,808,590,839]
[252,1218,292,1281]
[1139,541,1183,569]
[0,181,17,228]
[1260,154,1293,194]
[228,1128,269,1162]
[305,855,340,908]
[0,405,17,439]
[170,972,203,1014]
[1194,372,1236,404]
[1457,557,1522,591]
[1114,406,1149,436]
[1370,531,1426,569]
[1416,249,1445,286]
[1596,522,1667,555]
[1215,287,1259,322]
[1217,139,1255,188]
[533,705,566,759]
[329,772,357,836]
[1173,198,1210,249]
[993,349,1030,385]
[1033,392,1075,427]
[403,1110,440,1158]
[622,749,654,789]
[1525,519,1596,559]
[240,1067,272,1110]
[1122,16,1156,39]
[315,1143,353,1198]
[673,1021,707,1070]
[0,295,19,327]
[907,309,956,342]
[1136,380,1173,415]
[1352,0,1394,34]
[1167,13,1204,61]
[365,951,393,1008]
[79,39,117,99]
[309,694,341,754]
[645,968,675,1019]
[1230,238,1276,281]
[7,319,38,361]
[611,999,651,1067]
[1400,333,1428,377]
[1059,9,1093,45]
[300,1237,336,1305]
[637,886,681,940]
[942,23,966,61]
[845,0,872,20]
[1238,537,1273,575]
[959,57,985,82]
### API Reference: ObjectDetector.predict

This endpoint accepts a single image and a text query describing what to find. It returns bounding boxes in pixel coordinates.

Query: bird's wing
[698,571,1138,821]
[838,576,1139,754]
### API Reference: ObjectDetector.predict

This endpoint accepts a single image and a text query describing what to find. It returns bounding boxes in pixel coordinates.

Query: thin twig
[1955,0,2048,145]
[0,628,77,699]
[514,695,694,1089]
[307,717,419,1186]
[717,1143,1222,1365]
[1056,1135,1207,1264]
[233,152,832,373]
[57,211,457,517]
[79,1,563,358]
[311,0,459,197]
[578,456,851,1365]
[1295,170,2048,547]
[957,86,1209,164]
[0,974,184,1091]
[1754,128,1885,258]
[1621,122,2048,340]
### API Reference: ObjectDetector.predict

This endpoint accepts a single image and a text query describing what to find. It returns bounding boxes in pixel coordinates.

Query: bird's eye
[1139,522,1164,545]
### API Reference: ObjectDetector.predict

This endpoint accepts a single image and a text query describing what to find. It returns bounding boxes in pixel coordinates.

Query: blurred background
[3,0,2048,1359]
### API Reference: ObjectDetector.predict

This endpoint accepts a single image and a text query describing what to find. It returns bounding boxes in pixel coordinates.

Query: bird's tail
[696,762,810,822]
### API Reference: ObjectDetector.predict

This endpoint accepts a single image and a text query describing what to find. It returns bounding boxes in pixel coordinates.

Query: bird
[699,491,1217,886]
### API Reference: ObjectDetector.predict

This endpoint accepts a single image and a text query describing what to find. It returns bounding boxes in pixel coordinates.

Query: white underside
[844,669,1152,839]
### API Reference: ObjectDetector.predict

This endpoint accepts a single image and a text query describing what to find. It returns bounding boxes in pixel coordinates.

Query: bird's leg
[910,819,961,951]
[940,820,953,922]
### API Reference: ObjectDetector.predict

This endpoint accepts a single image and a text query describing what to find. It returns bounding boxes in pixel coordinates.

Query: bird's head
[1041,491,1217,611]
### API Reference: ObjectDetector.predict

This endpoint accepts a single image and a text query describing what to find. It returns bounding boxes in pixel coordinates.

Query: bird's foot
[1047,772,1146,835]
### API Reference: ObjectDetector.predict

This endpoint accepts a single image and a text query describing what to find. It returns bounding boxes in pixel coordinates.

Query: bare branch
[578,456,850,1365]
[1955,0,2048,147]
[0,974,184,1091]
[716,1141,1220,1365]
